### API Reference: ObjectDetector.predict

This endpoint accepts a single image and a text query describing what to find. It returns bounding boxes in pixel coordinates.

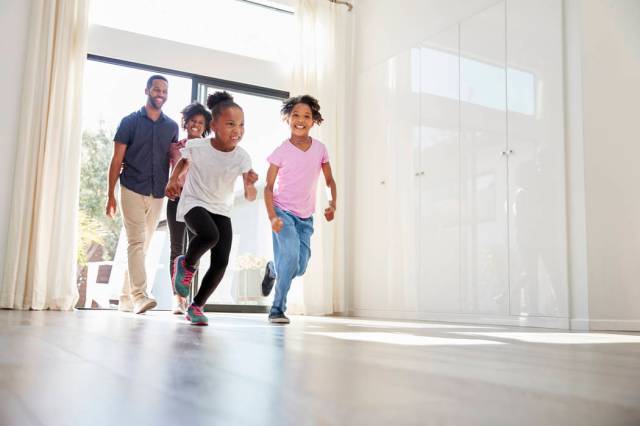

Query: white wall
[579,0,640,330]
[0,0,31,284]
[88,25,290,92]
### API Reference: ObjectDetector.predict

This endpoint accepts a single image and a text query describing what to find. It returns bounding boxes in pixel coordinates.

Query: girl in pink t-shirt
[263,95,338,324]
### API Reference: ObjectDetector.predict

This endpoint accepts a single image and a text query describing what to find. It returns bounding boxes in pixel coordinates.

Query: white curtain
[287,0,354,315]
[0,0,89,310]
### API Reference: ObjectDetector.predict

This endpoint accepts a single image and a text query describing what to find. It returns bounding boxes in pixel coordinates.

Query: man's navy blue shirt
[114,107,179,198]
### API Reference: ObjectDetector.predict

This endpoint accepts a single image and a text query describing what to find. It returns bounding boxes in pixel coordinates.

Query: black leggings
[166,198,194,291]
[184,207,233,307]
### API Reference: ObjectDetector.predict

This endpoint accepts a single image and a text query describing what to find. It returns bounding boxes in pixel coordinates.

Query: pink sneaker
[172,255,194,297]
[186,304,208,326]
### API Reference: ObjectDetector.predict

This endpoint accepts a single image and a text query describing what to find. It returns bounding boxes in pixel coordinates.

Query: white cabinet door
[350,0,569,322]
[352,63,390,311]
[385,49,421,312]
[460,2,509,315]
[506,0,568,317]
[418,26,461,313]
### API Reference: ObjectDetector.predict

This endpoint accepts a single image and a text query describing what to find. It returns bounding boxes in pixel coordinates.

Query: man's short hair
[146,74,168,89]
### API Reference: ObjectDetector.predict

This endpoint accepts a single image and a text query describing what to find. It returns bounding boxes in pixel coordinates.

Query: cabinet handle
[501,151,507,156]
[380,180,386,185]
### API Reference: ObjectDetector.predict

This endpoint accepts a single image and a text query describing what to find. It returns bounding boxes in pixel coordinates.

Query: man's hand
[270,216,284,233]
[106,196,117,218]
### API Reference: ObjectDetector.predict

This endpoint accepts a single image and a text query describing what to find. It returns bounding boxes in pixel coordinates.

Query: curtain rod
[329,0,353,11]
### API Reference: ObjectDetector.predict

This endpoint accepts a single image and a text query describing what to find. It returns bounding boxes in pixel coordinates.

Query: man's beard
[149,96,165,109]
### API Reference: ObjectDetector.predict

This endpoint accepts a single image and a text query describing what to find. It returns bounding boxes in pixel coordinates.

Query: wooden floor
[1,310,640,426]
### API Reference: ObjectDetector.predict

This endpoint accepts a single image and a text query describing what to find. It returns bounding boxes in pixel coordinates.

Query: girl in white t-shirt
[165,91,258,326]
[167,102,212,316]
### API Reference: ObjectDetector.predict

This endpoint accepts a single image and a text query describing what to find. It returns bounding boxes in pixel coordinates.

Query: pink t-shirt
[268,138,329,219]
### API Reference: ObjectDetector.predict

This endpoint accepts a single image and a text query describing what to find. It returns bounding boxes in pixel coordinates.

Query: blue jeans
[270,207,314,315]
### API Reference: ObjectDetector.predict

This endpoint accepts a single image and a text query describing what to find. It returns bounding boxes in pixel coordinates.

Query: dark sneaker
[261,261,276,297]
[268,312,290,324]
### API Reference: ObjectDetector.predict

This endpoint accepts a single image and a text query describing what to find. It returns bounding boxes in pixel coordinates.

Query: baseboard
[569,318,591,331]
[570,318,640,331]
[348,308,570,329]
[584,319,640,332]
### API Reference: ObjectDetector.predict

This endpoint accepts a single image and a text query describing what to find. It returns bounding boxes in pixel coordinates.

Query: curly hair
[207,91,242,120]
[281,94,323,125]
[180,102,212,137]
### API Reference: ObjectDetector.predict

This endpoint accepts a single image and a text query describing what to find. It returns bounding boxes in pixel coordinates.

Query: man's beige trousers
[119,186,163,303]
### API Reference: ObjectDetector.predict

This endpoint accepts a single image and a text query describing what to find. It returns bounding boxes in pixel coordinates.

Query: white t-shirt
[176,137,252,220]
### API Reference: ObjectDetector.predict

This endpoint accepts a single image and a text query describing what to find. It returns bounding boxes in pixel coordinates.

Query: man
[106,74,179,314]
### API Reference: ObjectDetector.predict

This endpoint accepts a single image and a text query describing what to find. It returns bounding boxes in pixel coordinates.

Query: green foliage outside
[77,127,122,268]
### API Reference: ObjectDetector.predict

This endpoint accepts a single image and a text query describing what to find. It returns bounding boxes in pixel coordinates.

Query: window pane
[90,0,295,64]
